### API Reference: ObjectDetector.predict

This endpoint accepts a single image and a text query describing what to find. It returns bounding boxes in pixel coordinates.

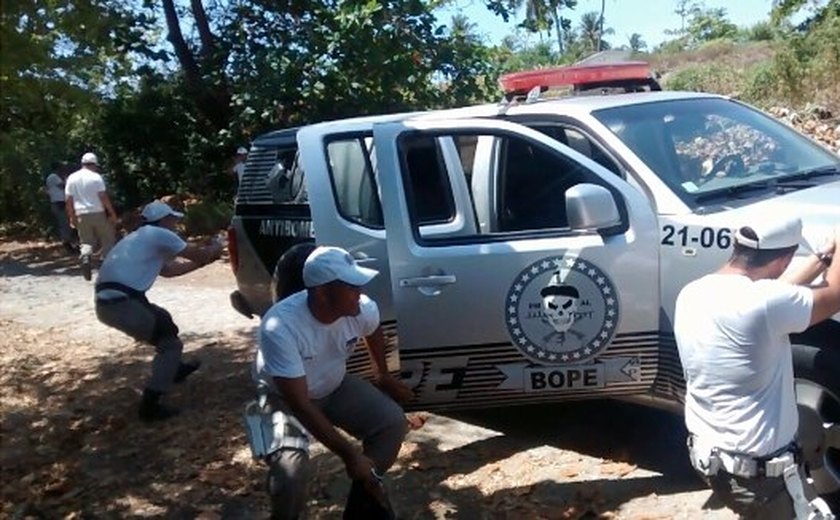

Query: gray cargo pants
[266,374,407,520]
[95,296,183,393]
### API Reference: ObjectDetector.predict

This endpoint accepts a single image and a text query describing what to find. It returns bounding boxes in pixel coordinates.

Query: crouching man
[95,201,223,421]
[254,246,412,519]
[675,216,840,519]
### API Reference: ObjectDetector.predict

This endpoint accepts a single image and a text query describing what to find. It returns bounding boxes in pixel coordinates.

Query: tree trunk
[596,0,606,51]
[161,0,230,131]
[162,0,202,89]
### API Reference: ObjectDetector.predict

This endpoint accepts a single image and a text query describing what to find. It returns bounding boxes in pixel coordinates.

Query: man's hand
[375,373,414,404]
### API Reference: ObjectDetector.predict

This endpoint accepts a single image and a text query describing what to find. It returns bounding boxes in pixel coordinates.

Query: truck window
[403,137,456,225]
[398,131,611,241]
[499,137,589,232]
[531,125,622,176]
[326,138,383,228]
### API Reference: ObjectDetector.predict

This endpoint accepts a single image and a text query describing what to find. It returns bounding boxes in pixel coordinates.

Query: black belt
[95,282,146,304]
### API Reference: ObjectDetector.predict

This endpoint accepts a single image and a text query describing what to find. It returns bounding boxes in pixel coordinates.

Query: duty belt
[688,435,835,520]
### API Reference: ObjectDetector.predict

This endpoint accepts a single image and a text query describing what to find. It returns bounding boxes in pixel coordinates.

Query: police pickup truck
[228,62,840,495]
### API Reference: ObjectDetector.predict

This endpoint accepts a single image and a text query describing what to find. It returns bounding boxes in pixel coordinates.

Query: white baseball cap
[81,152,99,166]
[236,147,248,155]
[303,246,378,288]
[142,201,184,223]
[735,215,802,250]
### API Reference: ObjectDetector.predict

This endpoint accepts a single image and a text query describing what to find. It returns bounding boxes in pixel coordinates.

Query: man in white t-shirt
[675,216,840,519]
[232,146,248,192]
[94,201,223,422]
[44,163,76,253]
[64,152,118,280]
[254,246,413,519]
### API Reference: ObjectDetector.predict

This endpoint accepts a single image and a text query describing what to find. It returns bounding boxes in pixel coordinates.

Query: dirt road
[0,240,735,519]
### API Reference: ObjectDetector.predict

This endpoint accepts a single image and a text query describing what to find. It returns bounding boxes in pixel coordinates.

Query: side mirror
[565,183,621,231]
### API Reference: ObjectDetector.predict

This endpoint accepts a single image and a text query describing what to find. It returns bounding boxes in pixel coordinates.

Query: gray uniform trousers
[95,296,183,393]
[50,201,73,244]
[266,374,407,520]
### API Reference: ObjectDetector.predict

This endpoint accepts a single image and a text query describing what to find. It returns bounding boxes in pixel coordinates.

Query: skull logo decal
[540,278,579,333]
[504,256,620,363]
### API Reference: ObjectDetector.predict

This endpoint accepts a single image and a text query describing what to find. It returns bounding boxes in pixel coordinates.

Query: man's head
[81,152,99,171]
[141,201,184,230]
[303,246,378,318]
[730,215,801,278]
[235,146,248,162]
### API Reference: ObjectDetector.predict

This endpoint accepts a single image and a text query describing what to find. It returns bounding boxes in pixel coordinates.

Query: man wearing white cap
[232,146,248,191]
[675,216,840,519]
[94,201,223,421]
[64,152,118,280]
[253,245,413,519]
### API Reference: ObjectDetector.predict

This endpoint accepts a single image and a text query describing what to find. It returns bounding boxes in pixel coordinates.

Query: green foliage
[663,63,744,95]
[685,6,738,46]
[742,21,777,42]
[182,199,233,237]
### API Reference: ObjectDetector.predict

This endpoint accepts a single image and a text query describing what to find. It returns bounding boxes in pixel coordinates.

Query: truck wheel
[792,320,840,499]
[271,242,316,303]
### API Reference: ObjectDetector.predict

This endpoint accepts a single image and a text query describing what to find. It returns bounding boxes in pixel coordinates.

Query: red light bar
[499,62,652,95]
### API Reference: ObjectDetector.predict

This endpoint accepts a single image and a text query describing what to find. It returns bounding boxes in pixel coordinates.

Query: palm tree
[514,0,577,55]
[627,33,647,52]
[596,0,606,53]
[580,11,614,52]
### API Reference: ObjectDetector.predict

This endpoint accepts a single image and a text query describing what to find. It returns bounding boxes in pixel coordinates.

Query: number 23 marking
[661,225,732,249]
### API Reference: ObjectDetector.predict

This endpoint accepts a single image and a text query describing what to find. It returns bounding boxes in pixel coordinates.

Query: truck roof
[430,90,725,120]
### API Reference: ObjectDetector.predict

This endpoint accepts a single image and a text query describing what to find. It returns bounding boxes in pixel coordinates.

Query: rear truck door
[372,118,663,410]
[296,118,475,379]
[296,120,398,378]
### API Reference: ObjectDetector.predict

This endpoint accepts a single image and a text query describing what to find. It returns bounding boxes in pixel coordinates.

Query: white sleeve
[259,316,306,379]
[357,294,381,337]
[765,282,814,334]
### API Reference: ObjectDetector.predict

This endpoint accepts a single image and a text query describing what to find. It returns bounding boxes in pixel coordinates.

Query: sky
[437,0,777,50]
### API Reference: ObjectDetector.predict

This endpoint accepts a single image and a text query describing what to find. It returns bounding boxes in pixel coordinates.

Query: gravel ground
[0,239,736,519]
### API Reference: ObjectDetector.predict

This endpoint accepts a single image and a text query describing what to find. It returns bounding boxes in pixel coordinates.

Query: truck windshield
[592,98,840,204]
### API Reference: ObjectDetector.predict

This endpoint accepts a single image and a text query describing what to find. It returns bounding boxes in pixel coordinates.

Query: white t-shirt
[45,173,65,202]
[64,167,106,214]
[674,274,813,456]
[96,225,187,293]
[255,291,380,399]
[233,162,245,184]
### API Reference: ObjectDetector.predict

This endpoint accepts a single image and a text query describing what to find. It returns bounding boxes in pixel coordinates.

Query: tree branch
[162,0,202,87]
[190,0,216,59]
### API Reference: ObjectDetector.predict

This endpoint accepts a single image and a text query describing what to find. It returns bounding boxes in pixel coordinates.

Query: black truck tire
[791,320,840,500]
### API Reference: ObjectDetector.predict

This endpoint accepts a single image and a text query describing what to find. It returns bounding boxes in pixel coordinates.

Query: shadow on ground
[1,240,713,519]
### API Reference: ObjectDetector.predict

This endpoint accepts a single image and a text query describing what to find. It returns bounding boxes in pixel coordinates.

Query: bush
[739,62,780,107]
[182,199,232,237]
[663,64,744,96]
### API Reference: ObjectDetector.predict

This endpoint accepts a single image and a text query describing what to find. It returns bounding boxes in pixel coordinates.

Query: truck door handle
[399,275,457,288]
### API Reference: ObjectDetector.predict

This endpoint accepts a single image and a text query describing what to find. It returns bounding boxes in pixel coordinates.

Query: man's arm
[808,229,840,326]
[364,327,413,403]
[97,191,117,223]
[159,242,223,278]
[65,195,77,229]
[275,376,375,481]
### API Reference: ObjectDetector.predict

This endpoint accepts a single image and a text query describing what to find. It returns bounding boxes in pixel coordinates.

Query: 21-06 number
[661,225,732,249]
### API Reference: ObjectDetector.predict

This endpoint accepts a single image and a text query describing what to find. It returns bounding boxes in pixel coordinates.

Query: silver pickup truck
[228,63,840,496]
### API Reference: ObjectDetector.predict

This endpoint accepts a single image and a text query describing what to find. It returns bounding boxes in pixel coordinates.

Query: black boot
[173,359,202,384]
[138,389,180,422]
[80,254,92,281]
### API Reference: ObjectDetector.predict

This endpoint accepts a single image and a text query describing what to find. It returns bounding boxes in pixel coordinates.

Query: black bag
[343,477,395,520]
